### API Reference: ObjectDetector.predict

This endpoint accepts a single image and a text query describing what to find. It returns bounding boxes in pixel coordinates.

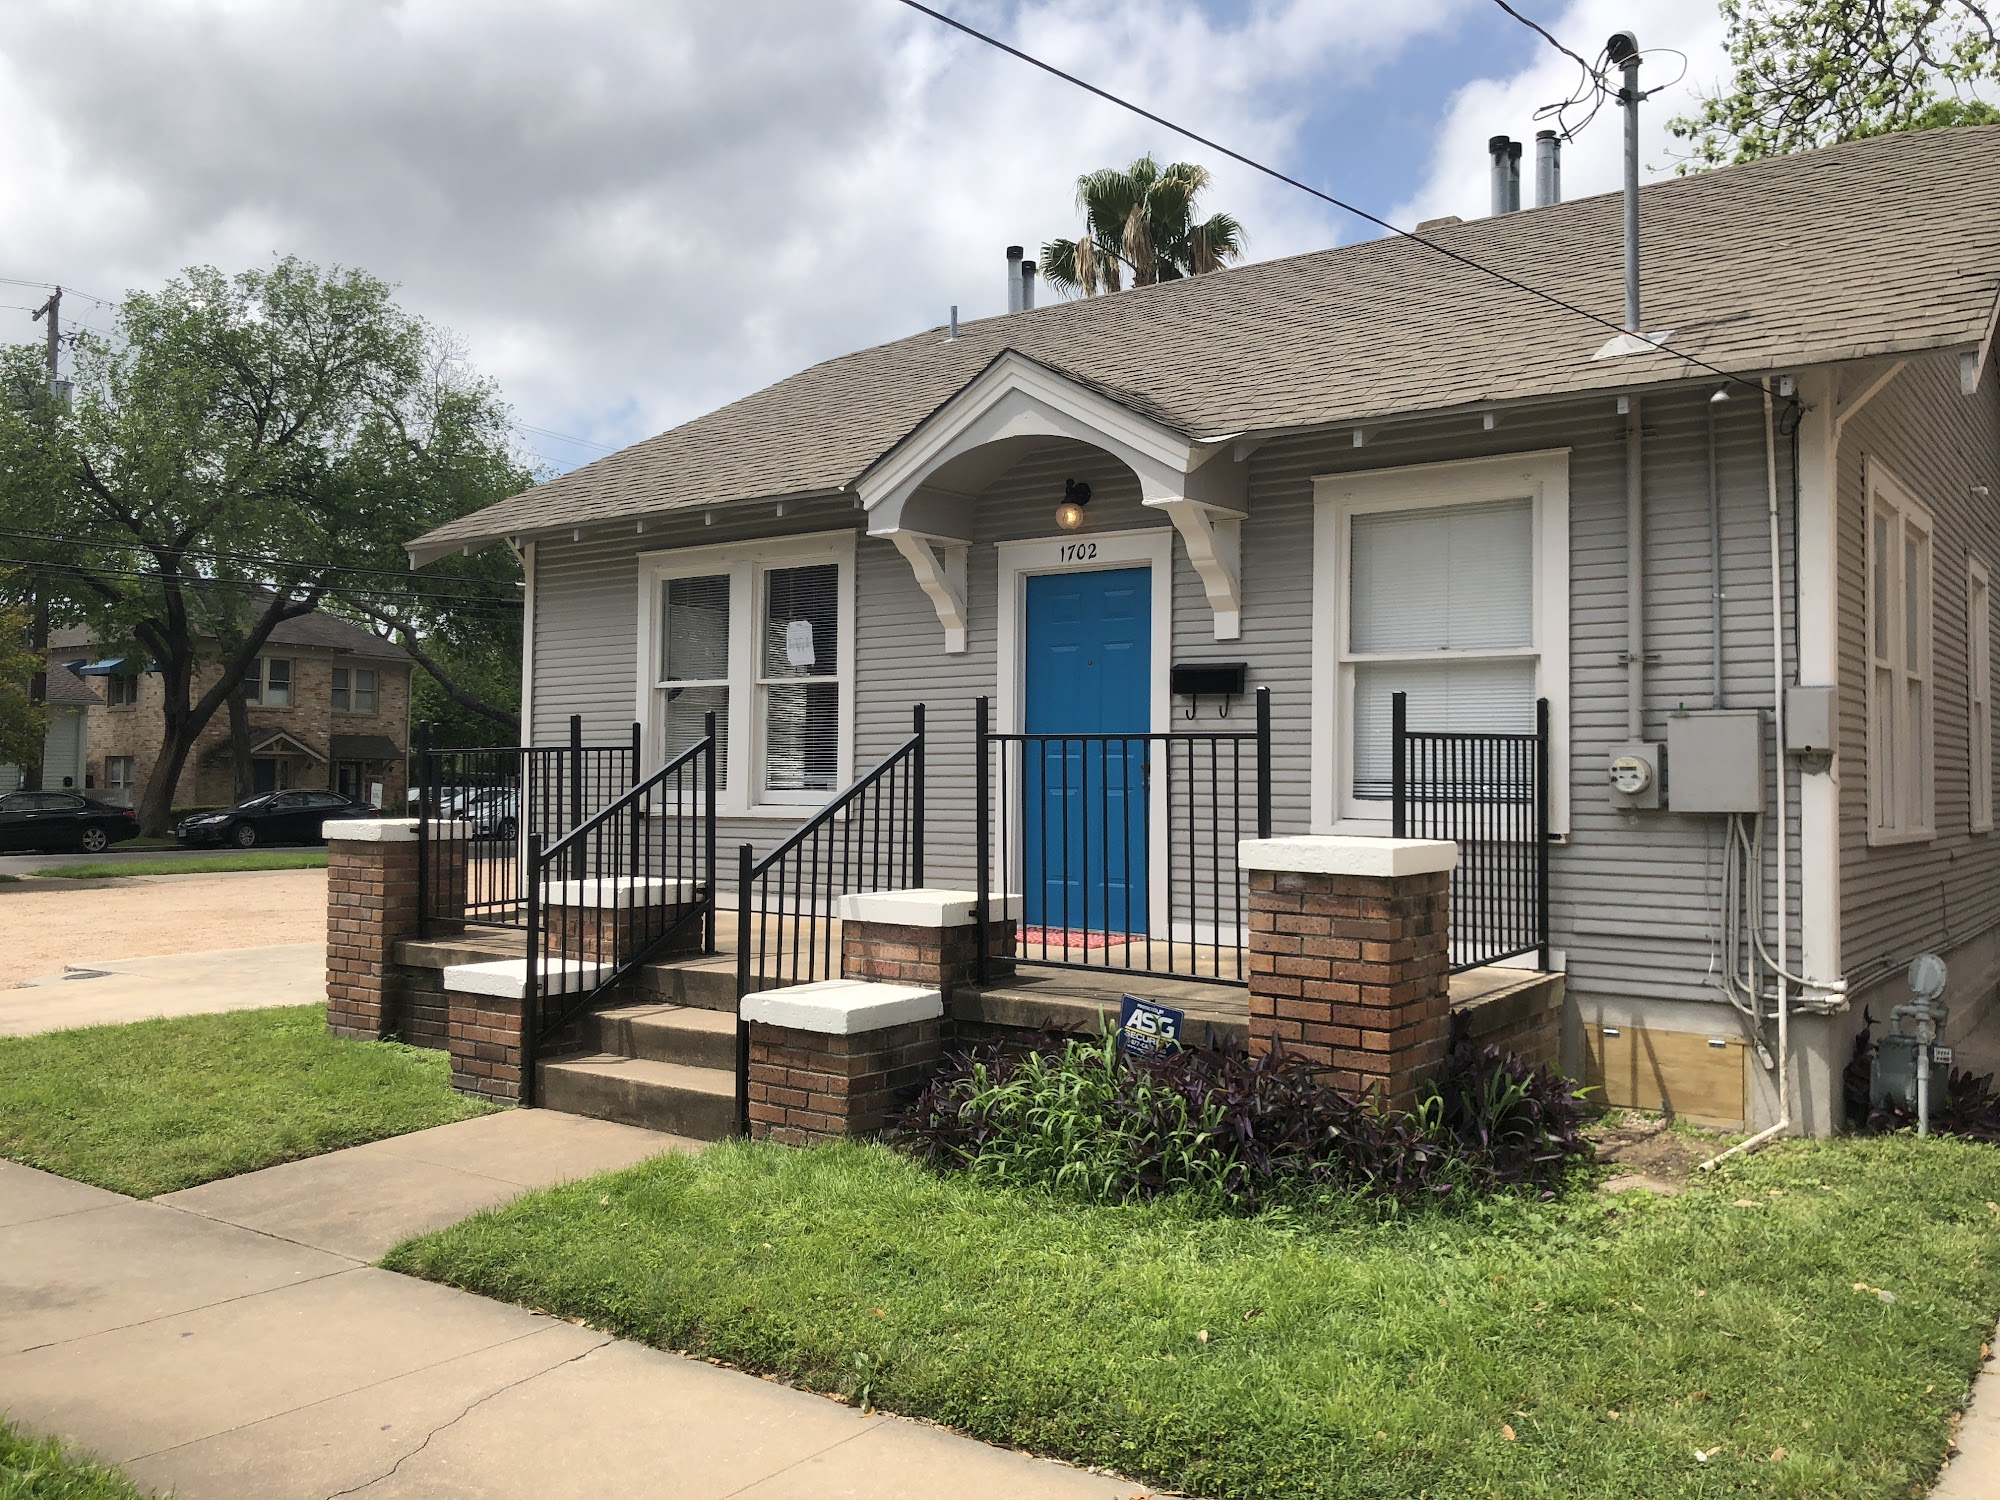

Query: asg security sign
[1118,995,1184,1058]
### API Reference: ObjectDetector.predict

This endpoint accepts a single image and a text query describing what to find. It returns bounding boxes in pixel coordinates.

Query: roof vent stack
[1608,30,1643,331]
[1021,259,1037,310]
[1488,136,1521,215]
[1006,245,1024,313]
[1534,129,1562,206]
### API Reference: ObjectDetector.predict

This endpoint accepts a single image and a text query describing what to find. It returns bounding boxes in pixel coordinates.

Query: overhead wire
[0,522,520,590]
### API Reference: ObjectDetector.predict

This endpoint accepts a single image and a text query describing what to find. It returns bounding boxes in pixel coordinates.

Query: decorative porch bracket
[1149,497,1243,641]
[887,531,970,653]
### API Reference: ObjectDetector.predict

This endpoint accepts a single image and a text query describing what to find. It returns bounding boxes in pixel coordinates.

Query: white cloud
[1392,0,1730,227]
[0,0,1471,465]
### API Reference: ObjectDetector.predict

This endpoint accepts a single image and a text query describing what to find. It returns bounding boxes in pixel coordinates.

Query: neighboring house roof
[43,668,101,708]
[50,604,406,661]
[411,127,2000,558]
[330,733,402,761]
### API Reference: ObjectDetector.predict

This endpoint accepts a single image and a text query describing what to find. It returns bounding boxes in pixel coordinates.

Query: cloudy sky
[0,0,1728,474]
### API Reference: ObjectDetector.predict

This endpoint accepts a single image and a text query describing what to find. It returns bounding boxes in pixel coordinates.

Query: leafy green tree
[1040,155,1246,296]
[0,598,47,770]
[0,259,532,833]
[1675,0,2000,166]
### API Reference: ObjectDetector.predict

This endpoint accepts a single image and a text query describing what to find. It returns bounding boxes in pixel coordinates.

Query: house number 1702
[1058,541,1098,562]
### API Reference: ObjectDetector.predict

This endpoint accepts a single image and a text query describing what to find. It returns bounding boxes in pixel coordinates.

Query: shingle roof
[43,668,101,707]
[50,605,406,660]
[412,126,2000,556]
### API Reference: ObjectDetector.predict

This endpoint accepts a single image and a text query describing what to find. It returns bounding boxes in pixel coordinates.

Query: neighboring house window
[640,531,855,814]
[1971,556,1992,833]
[243,657,294,708]
[332,667,378,713]
[105,757,133,800]
[1311,451,1571,833]
[1866,462,1934,842]
[105,674,139,707]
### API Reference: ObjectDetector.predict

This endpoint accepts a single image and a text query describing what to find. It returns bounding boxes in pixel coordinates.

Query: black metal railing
[975,688,1271,987]
[1391,691,1550,973]
[733,706,927,1131]
[415,715,640,934]
[521,717,718,1099]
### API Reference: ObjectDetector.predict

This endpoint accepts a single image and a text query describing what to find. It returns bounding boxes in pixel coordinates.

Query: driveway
[1,866,326,990]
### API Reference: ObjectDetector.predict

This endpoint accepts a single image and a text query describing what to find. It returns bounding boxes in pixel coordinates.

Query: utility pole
[21,287,60,790]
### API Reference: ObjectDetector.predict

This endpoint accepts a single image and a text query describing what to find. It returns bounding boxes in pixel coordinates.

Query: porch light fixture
[1055,478,1092,531]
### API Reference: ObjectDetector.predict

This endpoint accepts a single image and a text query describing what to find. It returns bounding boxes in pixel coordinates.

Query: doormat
[1017,927,1135,950]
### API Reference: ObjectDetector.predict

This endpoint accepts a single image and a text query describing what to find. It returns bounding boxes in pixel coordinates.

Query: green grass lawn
[0,1005,495,1197]
[387,1136,2000,1500]
[0,1419,149,1499]
[36,851,328,878]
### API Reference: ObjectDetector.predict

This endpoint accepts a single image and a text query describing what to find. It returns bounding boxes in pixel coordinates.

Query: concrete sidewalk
[0,1114,1143,1499]
[0,943,321,1035]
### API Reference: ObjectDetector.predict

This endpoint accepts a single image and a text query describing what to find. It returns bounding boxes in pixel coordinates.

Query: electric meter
[1610,755,1654,795]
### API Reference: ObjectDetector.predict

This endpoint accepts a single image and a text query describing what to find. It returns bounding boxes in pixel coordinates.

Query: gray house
[411,127,2000,1137]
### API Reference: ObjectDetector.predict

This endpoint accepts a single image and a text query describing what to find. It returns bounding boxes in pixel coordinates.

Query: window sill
[1866,826,1937,847]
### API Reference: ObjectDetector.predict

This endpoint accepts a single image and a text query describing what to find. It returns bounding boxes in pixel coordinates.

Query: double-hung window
[1312,451,1570,833]
[1970,557,1991,833]
[105,674,139,707]
[642,532,854,813]
[1866,461,1934,842]
[331,667,378,714]
[244,656,293,708]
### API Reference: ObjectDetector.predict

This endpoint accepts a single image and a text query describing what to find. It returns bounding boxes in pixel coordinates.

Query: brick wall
[326,833,421,1040]
[840,918,1014,990]
[62,646,411,808]
[448,991,527,1104]
[746,1018,941,1145]
[1454,977,1564,1073]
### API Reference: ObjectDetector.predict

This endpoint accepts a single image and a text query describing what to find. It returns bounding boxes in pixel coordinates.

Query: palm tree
[1040,155,1247,297]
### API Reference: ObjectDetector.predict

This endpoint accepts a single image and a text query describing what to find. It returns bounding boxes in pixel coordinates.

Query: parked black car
[0,791,141,854]
[175,790,378,849]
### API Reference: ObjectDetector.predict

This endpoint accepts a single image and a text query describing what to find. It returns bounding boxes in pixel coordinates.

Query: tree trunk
[136,662,201,838]
[227,689,252,803]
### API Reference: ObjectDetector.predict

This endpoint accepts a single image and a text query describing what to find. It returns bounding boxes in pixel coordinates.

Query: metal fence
[975,689,1271,986]
[733,706,927,1131]
[1390,691,1550,973]
[415,717,639,934]
[522,719,717,1098]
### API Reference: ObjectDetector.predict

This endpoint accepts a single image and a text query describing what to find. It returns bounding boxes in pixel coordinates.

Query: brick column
[440,961,536,1104]
[834,889,1019,990]
[743,980,943,1145]
[1239,836,1456,1109]
[325,818,470,1040]
[544,877,705,965]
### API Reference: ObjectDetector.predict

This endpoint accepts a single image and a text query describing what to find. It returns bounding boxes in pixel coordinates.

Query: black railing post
[1536,697,1552,972]
[1254,687,1272,839]
[523,832,543,1108]
[911,703,926,888]
[703,711,718,955]
[629,719,643,883]
[415,721,432,938]
[974,695,990,985]
[568,714,584,883]
[735,841,754,1136]
[1391,691,1409,839]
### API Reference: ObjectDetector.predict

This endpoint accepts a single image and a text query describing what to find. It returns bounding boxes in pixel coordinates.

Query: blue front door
[1023,566,1150,934]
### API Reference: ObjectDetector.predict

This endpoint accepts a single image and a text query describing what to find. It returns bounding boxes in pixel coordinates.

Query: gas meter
[1871,953,1951,1133]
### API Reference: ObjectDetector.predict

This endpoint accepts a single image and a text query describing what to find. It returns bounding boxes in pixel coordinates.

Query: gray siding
[1838,353,2000,993]
[529,387,1808,1020]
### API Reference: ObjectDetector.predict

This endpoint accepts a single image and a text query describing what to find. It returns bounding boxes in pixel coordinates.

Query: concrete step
[588,1003,737,1070]
[536,1054,737,1140]
[635,954,740,1011]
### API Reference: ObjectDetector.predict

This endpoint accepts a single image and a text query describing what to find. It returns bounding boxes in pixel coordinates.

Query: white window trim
[993,526,1175,937]
[1865,458,1935,845]
[635,529,856,819]
[1970,554,1991,833]
[1309,449,1571,836]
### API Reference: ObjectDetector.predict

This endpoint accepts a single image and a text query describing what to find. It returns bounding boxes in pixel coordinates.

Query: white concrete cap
[1238,835,1458,878]
[740,978,942,1035]
[442,958,612,999]
[325,818,473,843]
[547,877,697,910]
[834,888,1024,927]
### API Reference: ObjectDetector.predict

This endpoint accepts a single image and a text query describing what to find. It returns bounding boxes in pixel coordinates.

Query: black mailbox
[1171,662,1248,697]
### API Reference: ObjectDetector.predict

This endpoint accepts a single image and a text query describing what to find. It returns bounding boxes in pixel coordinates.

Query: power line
[0,555,524,615]
[893,0,1778,400]
[0,523,519,590]
[1489,0,1600,77]
[514,421,620,455]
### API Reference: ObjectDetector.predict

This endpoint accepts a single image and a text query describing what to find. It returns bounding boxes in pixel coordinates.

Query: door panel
[1022,566,1150,935]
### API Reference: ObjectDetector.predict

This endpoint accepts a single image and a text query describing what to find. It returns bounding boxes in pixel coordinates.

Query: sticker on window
[784,619,816,668]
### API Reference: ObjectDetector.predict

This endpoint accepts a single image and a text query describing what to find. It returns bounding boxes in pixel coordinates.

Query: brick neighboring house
[49,610,413,810]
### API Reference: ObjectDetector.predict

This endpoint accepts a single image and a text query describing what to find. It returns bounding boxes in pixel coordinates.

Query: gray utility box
[1666,710,1765,814]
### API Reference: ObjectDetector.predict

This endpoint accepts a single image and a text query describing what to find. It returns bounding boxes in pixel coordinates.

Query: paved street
[0,1112,1144,1500]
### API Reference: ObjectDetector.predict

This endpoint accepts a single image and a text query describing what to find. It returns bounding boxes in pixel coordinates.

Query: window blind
[762,564,839,794]
[1350,498,1532,653]
[1352,657,1538,798]
[662,574,730,682]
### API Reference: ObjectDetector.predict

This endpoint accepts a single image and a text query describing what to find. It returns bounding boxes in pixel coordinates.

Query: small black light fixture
[1055,477,1092,531]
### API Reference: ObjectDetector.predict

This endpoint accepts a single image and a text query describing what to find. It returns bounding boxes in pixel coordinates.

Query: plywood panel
[1582,1024,1747,1129]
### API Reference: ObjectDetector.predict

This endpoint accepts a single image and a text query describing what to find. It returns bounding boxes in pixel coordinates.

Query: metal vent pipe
[1006,245,1024,313]
[1534,129,1562,206]
[1609,30,1643,330]
[1021,259,1037,310]
[1489,136,1516,215]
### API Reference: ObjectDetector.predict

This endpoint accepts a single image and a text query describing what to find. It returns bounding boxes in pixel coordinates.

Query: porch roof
[410,126,2000,562]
